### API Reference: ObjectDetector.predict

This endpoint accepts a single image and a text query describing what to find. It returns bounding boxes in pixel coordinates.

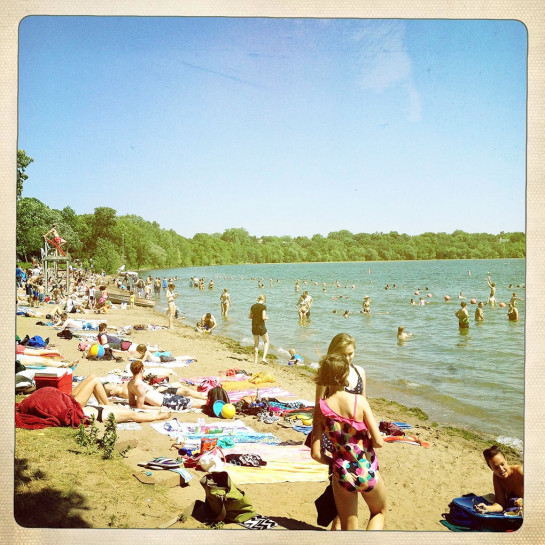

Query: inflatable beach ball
[221,403,236,419]
[89,344,105,358]
[499,302,506,308]
[444,295,451,301]
[470,298,477,304]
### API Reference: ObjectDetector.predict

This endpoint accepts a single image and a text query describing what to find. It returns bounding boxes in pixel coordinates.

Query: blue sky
[18,17,527,238]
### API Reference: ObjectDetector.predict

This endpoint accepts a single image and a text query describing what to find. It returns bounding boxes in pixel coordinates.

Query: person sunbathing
[474,445,523,514]
[126,359,206,410]
[104,379,207,405]
[72,375,171,423]
[54,312,85,329]
[129,343,197,363]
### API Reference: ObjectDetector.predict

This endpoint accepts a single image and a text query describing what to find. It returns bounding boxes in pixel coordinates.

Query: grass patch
[375,398,429,421]
[15,426,181,528]
[220,337,277,360]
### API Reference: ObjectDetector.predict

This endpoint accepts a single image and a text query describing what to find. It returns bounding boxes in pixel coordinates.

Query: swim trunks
[161,393,192,411]
[320,397,379,493]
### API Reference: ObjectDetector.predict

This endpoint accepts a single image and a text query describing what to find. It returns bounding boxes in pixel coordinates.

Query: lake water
[142,259,525,447]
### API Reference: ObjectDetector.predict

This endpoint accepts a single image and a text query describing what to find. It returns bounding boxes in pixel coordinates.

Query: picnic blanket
[15,387,86,429]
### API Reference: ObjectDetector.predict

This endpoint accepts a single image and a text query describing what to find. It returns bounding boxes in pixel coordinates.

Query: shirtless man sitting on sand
[474,445,523,514]
[126,360,206,411]
[74,374,171,423]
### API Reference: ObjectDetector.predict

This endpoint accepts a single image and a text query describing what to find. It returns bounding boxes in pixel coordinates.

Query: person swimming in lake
[343,310,350,319]
[475,301,484,322]
[455,301,470,329]
[362,296,372,314]
[510,292,523,307]
[396,326,413,342]
[487,276,497,307]
[507,303,519,321]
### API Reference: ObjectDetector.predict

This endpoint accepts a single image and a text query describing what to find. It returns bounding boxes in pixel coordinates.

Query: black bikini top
[345,364,363,395]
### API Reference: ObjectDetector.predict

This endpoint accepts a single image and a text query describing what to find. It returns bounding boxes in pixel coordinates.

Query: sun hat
[213,400,226,418]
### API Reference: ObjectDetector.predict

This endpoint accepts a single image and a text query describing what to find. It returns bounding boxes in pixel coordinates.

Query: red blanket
[15,387,86,429]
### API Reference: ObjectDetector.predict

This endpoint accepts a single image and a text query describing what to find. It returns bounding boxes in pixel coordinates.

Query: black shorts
[252,324,267,336]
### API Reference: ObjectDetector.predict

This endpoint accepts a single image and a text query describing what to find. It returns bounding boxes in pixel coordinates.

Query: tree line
[16,150,525,273]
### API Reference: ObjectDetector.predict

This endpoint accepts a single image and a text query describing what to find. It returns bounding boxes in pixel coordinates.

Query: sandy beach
[15,297,515,531]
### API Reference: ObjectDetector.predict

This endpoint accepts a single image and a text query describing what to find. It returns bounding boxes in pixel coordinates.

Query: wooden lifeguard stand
[41,238,71,297]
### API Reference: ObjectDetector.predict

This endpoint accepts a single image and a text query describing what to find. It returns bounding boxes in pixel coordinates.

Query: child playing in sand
[129,291,135,309]
[288,349,303,366]
[311,352,386,530]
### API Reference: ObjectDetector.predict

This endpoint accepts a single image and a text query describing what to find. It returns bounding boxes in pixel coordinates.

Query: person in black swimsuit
[249,294,269,364]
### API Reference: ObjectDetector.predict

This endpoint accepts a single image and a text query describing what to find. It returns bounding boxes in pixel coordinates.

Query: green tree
[17,150,34,200]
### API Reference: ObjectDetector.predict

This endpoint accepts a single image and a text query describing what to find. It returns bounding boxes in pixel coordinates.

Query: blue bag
[27,335,47,348]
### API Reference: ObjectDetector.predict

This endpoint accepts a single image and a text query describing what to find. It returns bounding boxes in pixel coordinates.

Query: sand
[15,299,503,531]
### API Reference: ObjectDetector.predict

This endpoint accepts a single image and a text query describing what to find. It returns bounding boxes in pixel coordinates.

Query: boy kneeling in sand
[127,360,203,411]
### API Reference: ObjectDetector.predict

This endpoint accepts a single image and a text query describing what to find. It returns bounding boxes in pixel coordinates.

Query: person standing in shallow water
[220,288,231,317]
[455,301,470,329]
[249,294,269,365]
[475,302,484,322]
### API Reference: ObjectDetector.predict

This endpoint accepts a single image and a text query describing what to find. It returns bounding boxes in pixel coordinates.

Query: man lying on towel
[474,445,523,514]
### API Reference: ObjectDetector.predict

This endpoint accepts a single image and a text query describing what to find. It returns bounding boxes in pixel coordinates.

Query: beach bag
[199,471,255,523]
[203,386,230,417]
[379,421,405,436]
[442,493,522,532]
[57,328,73,340]
[27,335,47,348]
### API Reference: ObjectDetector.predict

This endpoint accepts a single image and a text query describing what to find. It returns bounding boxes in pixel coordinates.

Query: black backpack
[203,386,231,417]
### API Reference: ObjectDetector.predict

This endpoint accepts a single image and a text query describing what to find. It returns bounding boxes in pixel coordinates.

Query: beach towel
[224,459,329,484]
[15,387,86,429]
[227,387,296,403]
[383,435,430,447]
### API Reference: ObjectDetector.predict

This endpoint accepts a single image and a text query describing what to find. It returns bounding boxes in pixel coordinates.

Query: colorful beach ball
[221,403,236,419]
[89,344,105,358]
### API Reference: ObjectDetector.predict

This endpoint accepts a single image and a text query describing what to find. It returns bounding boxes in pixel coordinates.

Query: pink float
[427,293,432,298]
[499,302,506,307]
[470,298,477,304]
[415,291,419,295]
[444,295,450,301]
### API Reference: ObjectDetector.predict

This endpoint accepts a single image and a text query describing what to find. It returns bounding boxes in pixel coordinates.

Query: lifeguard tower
[41,232,71,297]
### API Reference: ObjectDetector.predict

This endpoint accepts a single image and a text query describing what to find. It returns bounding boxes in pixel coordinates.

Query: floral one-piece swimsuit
[320,396,379,493]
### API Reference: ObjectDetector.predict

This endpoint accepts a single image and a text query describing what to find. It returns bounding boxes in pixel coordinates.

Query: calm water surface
[143,259,525,446]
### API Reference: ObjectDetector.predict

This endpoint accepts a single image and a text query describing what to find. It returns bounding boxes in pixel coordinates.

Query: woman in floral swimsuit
[311,352,387,530]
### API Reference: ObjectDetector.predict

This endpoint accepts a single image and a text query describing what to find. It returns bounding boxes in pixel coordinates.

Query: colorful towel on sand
[15,387,86,429]
[185,375,249,384]
[150,418,253,436]
[224,443,313,462]
[227,387,296,403]
[225,459,328,484]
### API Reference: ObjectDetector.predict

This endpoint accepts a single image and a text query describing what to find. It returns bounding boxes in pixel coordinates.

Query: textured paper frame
[1,1,543,544]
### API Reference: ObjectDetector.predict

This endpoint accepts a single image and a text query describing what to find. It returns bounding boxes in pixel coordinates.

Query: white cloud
[353,21,421,122]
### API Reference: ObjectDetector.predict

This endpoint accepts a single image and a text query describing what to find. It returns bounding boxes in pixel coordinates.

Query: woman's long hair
[314,352,350,394]
[326,332,356,356]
